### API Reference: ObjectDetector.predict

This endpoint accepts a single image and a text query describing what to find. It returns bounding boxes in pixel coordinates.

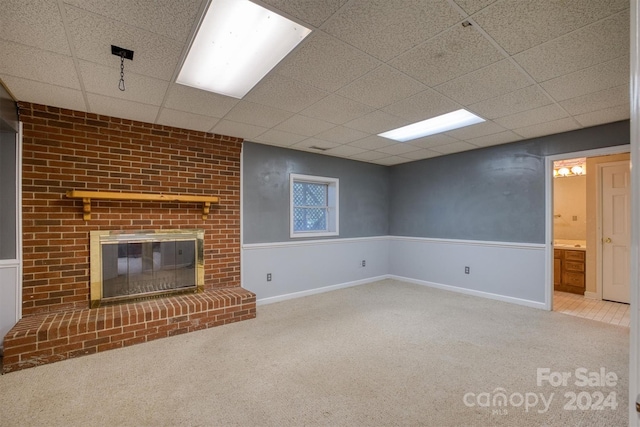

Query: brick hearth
[3,288,255,373]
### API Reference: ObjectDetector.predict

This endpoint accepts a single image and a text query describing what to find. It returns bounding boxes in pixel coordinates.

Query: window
[290,174,339,238]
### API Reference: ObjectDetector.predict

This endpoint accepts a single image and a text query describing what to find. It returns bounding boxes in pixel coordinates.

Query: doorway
[546,146,631,322]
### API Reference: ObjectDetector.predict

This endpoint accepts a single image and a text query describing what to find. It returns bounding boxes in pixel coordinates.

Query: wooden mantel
[65,190,219,220]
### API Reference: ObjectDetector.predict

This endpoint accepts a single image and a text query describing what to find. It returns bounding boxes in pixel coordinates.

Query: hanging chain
[118,53,126,91]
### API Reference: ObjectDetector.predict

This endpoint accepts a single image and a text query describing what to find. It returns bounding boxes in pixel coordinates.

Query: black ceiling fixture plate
[111,45,134,60]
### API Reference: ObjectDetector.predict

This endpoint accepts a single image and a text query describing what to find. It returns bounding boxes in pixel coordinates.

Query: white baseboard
[389,275,547,310]
[256,275,390,306]
[583,291,600,300]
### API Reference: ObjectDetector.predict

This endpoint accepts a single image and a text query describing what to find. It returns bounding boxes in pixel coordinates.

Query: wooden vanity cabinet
[554,249,586,294]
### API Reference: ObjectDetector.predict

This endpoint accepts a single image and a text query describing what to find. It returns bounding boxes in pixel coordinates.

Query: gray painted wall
[390,121,629,243]
[0,131,17,259]
[243,142,389,244]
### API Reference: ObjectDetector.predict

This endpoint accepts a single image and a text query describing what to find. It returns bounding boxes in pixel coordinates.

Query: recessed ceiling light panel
[378,109,485,142]
[176,0,312,99]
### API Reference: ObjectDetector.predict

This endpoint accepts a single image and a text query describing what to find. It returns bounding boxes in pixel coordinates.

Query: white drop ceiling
[0,0,630,165]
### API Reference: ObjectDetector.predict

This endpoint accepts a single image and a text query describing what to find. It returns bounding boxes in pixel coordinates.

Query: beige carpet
[0,279,629,426]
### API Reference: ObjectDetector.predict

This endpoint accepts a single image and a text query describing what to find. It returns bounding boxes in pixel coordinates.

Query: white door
[601,161,630,303]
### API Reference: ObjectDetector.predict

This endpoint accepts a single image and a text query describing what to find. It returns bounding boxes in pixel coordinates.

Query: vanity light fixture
[378,109,485,142]
[176,0,312,98]
[553,158,586,178]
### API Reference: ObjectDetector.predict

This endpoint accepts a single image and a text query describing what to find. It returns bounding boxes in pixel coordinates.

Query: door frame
[544,144,630,312]
[630,1,640,423]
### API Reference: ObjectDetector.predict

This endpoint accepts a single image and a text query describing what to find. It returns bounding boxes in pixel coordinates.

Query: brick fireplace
[1,103,255,373]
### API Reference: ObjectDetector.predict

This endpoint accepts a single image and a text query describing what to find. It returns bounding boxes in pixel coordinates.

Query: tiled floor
[553,291,630,327]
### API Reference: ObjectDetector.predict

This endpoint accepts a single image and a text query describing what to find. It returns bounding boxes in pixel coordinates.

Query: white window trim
[290,173,339,238]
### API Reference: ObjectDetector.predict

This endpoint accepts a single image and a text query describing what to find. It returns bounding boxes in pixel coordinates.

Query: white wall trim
[388,235,545,250]
[257,275,390,305]
[244,235,545,251]
[245,235,545,307]
[390,274,547,310]
[243,235,389,250]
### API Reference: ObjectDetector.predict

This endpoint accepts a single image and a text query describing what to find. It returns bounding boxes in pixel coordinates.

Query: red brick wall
[19,102,243,316]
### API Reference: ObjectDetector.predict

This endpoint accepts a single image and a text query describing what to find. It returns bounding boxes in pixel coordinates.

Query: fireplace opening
[90,229,204,307]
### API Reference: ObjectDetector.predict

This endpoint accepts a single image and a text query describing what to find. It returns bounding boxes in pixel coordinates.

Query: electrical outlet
[361,260,366,267]
[267,273,272,282]
[464,266,470,274]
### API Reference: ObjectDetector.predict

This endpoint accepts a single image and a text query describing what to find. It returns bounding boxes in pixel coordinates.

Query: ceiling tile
[514,117,580,139]
[0,74,86,111]
[429,141,477,154]
[375,143,422,156]
[453,0,497,15]
[468,85,552,119]
[445,120,506,140]
[244,73,328,113]
[79,61,169,106]
[274,115,336,137]
[559,84,629,116]
[223,101,293,128]
[323,0,461,62]
[64,5,183,81]
[435,60,532,105]
[408,134,460,149]
[275,31,380,92]
[473,0,628,55]
[314,126,368,144]
[374,156,409,166]
[63,0,202,42]
[573,104,630,127]
[2,0,70,54]
[259,0,349,27]
[514,10,629,82]
[0,40,80,89]
[467,130,523,147]
[398,148,441,161]
[156,109,218,132]
[0,0,631,165]
[87,93,159,123]
[300,94,375,125]
[324,144,367,157]
[253,129,306,147]
[164,84,238,118]
[494,104,569,129]
[348,135,395,150]
[382,88,461,122]
[541,55,629,102]
[210,120,268,140]
[348,150,389,162]
[344,110,409,134]
[389,24,504,87]
[336,65,426,109]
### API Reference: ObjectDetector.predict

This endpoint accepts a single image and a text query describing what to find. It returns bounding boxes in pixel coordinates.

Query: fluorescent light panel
[378,109,485,142]
[176,0,312,99]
